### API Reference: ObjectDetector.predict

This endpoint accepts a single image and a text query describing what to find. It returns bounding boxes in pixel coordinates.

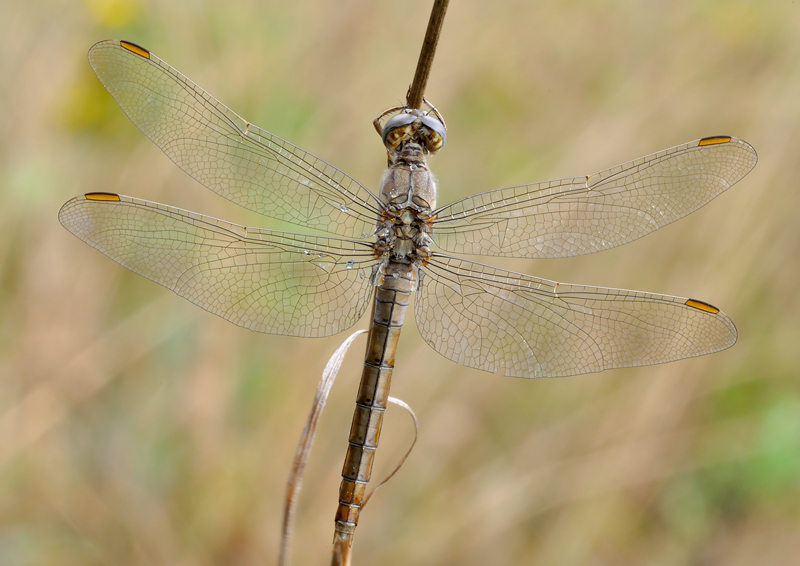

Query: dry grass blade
[279,330,366,566]
[361,396,419,509]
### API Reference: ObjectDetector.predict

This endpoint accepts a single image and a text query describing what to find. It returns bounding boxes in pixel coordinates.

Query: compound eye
[419,115,446,153]
[382,113,418,149]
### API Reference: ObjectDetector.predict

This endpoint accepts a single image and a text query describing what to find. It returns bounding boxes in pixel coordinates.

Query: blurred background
[2,0,799,564]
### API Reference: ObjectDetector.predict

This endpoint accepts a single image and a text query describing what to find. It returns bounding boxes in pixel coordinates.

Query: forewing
[88,40,380,238]
[432,137,757,258]
[416,255,737,377]
[59,193,375,337]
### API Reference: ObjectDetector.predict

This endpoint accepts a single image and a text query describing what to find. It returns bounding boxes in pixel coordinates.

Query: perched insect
[59,40,757,543]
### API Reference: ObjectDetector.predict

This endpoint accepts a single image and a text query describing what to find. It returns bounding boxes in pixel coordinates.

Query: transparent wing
[432,137,757,258]
[59,193,376,337]
[88,40,381,238]
[416,255,737,377]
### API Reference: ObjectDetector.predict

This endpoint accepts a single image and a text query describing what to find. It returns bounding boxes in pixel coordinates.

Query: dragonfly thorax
[374,205,432,264]
[378,144,438,210]
[375,139,437,266]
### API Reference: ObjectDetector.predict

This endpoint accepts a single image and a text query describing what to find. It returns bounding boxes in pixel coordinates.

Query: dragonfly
[59,40,757,547]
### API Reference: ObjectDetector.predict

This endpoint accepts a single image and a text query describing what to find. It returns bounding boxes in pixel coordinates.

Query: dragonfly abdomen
[334,261,415,543]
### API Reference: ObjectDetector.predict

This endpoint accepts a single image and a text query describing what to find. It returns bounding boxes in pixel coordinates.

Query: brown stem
[406,0,450,109]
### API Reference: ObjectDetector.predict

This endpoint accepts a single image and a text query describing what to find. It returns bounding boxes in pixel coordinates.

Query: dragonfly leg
[422,97,447,131]
[373,104,410,136]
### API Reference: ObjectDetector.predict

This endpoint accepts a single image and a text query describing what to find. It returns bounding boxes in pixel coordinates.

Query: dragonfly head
[381,111,446,155]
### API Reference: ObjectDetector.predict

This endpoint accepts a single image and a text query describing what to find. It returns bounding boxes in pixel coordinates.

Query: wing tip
[697,135,758,174]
